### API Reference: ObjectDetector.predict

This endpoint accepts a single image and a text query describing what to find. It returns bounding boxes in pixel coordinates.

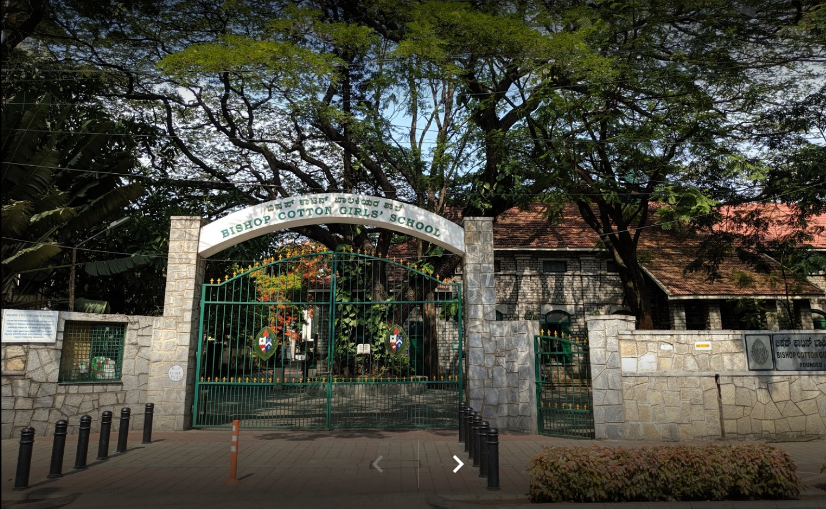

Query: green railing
[194,248,463,429]
[534,332,594,439]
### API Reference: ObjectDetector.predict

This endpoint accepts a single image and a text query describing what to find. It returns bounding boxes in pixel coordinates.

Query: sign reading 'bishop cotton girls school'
[198,193,465,257]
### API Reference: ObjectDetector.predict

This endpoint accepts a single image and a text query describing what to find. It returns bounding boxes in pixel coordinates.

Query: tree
[0,90,145,307]
[392,1,824,328]
[30,0,825,328]
[36,1,470,279]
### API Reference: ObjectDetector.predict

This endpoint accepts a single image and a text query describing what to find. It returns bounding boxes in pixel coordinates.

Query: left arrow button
[372,455,384,473]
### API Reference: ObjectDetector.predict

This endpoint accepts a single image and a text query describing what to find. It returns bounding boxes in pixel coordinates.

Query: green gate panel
[534,333,594,439]
[194,248,463,429]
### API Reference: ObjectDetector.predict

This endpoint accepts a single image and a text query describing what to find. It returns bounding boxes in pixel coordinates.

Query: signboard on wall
[744,334,774,370]
[744,333,826,371]
[772,333,826,371]
[1,309,59,343]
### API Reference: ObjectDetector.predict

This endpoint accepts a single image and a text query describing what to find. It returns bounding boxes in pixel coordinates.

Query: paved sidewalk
[2,429,824,509]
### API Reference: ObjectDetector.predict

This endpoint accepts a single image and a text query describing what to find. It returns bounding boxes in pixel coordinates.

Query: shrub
[528,444,801,503]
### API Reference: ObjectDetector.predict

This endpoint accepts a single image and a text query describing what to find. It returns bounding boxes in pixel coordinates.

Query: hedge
[528,444,801,503]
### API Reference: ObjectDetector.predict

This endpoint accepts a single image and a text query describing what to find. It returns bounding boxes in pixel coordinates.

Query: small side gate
[534,333,594,439]
[193,247,463,429]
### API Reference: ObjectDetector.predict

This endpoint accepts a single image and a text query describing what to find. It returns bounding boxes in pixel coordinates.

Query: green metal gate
[193,247,463,429]
[534,332,594,439]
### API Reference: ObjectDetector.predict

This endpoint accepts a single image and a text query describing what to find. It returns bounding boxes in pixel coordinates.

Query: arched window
[813,310,826,330]
[543,311,572,337]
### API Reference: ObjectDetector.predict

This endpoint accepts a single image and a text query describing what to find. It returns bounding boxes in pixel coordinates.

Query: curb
[0,493,81,509]
[426,494,826,509]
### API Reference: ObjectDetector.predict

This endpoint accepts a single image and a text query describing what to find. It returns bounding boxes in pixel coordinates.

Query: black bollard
[464,410,475,453]
[478,421,490,478]
[458,402,467,443]
[75,415,92,469]
[116,407,131,453]
[471,415,482,467]
[486,427,500,491]
[97,410,113,460]
[462,408,469,451]
[142,403,154,444]
[47,420,68,478]
[14,427,35,489]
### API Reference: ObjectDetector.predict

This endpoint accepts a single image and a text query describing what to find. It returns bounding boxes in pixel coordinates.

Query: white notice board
[1,309,59,343]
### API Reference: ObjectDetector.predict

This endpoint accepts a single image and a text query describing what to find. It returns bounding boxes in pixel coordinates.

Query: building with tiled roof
[395,203,826,334]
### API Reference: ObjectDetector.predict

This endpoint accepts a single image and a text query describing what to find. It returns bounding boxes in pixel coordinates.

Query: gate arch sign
[198,193,465,257]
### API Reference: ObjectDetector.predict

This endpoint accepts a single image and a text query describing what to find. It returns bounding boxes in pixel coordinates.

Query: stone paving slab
[2,430,824,509]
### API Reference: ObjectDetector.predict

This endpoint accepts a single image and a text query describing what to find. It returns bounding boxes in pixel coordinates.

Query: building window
[543,261,567,273]
[813,310,826,330]
[59,322,126,383]
[542,311,572,337]
[495,310,504,321]
[494,260,501,272]
[606,261,619,273]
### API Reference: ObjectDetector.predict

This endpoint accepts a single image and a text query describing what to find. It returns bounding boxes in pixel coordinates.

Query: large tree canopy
[14,0,825,324]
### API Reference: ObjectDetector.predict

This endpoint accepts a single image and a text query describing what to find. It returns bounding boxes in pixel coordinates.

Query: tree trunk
[613,240,655,330]
[423,291,440,380]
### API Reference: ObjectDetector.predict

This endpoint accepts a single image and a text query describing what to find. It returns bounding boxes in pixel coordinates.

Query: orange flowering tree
[249,243,328,362]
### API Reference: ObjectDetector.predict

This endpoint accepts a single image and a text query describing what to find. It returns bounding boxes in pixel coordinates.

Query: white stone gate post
[147,217,206,430]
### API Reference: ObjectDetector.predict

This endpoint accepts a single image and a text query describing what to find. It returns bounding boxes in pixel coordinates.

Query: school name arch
[198,193,465,257]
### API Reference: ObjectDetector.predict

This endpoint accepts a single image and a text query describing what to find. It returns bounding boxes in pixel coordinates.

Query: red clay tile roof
[494,204,599,249]
[388,202,824,298]
[492,204,823,298]
[635,230,823,297]
[716,204,826,249]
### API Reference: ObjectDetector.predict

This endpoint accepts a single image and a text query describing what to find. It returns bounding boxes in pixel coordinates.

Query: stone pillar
[586,315,635,439]
[669,302,686,330]
[462,217,537,432]
[147,217,206,430]
[463,217,496,418]
[706,303,722,330]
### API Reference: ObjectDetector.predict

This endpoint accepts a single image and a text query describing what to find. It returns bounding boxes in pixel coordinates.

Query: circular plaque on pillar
[168,365,184,382]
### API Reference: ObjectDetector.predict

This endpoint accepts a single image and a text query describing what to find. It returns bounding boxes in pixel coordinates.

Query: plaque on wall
[744,334,774,370]
[772,333,826,371]
[1,309,59,343]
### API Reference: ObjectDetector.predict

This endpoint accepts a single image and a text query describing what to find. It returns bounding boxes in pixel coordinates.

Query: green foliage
[529,444,802,503]
[1,90,145,301]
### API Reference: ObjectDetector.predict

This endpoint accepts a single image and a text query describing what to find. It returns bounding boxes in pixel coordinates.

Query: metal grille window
[543,261,567,273]
[58,322,126,383]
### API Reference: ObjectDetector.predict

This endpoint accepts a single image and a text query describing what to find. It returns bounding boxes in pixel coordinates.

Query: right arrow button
[452,455,464,473]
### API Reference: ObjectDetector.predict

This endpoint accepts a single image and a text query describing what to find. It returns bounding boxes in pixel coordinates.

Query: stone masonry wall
[146,216,206,431]
[466,320,539,433]
[1,312,154,438]
[586,315,634,439]
[495,253,624,337]
[463,217,496,424]
[617,328,826,441]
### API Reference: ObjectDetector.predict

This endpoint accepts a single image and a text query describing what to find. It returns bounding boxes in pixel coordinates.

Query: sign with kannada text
[198,193,465,257]
[1,309,59,343]
[772,333,826,371]
[744,333,825,371]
